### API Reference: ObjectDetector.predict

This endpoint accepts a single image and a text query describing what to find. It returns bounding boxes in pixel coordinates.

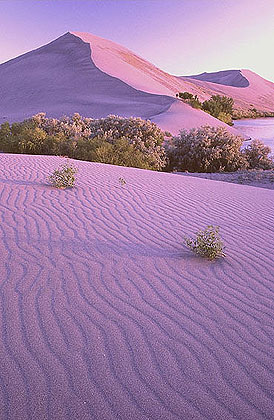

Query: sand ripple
[0,154,273,419]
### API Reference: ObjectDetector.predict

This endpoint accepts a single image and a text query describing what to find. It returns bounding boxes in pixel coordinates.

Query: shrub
[243,139,273,169]
[87,115,167,170]
[189,97,202,109]
[119,177,126,185]
[0,113,167,170]
[0,122,13,152]
[232,108,274,120]
[48,160,78,189]
[178,92,194,100]
[167,126,247,172]
[177,92,202,109]
[217,112,233,126]
[202,95,234,118]
[185,225,226,260]
[75,136,153,169]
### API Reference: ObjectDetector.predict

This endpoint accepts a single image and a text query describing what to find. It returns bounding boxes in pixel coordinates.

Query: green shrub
[217,112,233,126]
[178,92,194,100]
[87,115,167,170]
[185,225,226,260]
[0,113,167,170]
[167,126,247,172]
[189,97,202,109]
[202,95,234,118]
[177,92,202,109]
[48,160,78,189]
[232,108,274,120]
[75,136,153,169]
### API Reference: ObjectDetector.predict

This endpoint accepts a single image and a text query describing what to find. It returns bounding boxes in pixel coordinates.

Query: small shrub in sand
[119,177,126,185]
[48,160,78,189]
[185,225,226,260]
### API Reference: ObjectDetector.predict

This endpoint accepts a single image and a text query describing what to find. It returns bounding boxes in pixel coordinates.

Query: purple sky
[1,0,273,82]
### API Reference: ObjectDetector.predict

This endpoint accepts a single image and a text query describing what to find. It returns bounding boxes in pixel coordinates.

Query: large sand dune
[0,153,273,419]
[2,31,273,135]
[0,32,228,135]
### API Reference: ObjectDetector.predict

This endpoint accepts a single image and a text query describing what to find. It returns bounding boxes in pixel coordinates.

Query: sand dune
[150,101,240,135]
[1,31,268,135]
[180,69,274,112]
[183,70,250,88]
[0,153,273,419]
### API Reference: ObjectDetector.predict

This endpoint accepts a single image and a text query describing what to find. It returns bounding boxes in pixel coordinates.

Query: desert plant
[0,113,167,170]
[202,95,234,118]
[217,112,233,126]
[178,92,194,100]
[185,225,226,260]
[87,115,167,170]
[167,126,247,172]
[177,92,202,109]
[48,160,78,189]
[242,139,273,170]
[75,136,153,169]
[118,177,126,185]
[189,96,202,109]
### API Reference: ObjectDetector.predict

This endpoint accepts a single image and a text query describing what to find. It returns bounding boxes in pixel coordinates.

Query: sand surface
[0,154,274,419]
[176,170,274,190]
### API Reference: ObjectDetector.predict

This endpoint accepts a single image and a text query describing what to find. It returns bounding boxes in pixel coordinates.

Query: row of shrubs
[0,113,167,170]
[0,113,273,172]
[232,108,274,120]
[176,93,234,126]
[176,92,274,124]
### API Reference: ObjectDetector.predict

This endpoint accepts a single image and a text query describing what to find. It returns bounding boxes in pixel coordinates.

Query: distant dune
[0,31,274,135]
[0,153,273,419]
[183,70,250,87]
[180,69,274,112]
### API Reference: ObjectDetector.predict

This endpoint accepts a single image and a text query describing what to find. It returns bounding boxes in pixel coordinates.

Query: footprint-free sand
[0,154,273,419]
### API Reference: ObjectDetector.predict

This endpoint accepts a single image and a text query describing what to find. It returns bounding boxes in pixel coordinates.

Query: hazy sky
[1,0,274,81]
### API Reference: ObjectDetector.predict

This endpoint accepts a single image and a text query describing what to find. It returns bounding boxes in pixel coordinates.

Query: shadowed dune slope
[183,70,250,88]
[0,154,274,420]
[0,32,174,123]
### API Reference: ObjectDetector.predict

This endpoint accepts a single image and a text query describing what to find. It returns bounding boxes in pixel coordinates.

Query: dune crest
[71,31,196,97]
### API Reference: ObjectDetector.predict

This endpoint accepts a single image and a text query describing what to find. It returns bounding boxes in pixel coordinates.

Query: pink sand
[0,153,273,419]
[71,31,196,97]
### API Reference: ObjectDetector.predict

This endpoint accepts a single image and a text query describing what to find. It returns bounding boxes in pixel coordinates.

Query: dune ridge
[0,154,273,419]
[182,70,250,88]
